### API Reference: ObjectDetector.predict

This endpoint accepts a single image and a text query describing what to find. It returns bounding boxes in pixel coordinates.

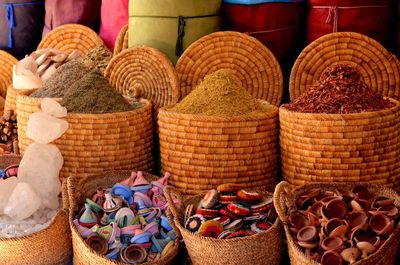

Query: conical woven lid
[290,32,400,101]
[176,31,283,106]
[0,51,17,98]
[38,24,103,55]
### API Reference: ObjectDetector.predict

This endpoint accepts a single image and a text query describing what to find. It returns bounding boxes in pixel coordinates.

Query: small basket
[4,86,36,113]
[0,51,17,99]
[176,31,283,106]
[66,170,180,265]
[113,24,129,56]
[165,186,284,265]
[273,181,400,265]
[0,154,72,265]
[38,24,103,55]
[289,32,400,101]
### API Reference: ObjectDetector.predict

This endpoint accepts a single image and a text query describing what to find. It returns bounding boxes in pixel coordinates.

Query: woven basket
[38,24,103,55]
[113,24,129,56]
[104,46,180,126]
[66,170,180,265]
[0,155,72,265]
[16,94,154,182]
[273,181,400,265]
[176,31,283,106]
[0,51,17,99]
[290,32,400,101]
[158,102,280,195]
[4,86,36,113]
[279,99,400,188]
[164,186,283,265]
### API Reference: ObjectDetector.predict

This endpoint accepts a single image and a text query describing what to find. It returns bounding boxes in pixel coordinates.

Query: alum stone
[41,98,67,118]
[0,177,18,215]
[26,112,68,144]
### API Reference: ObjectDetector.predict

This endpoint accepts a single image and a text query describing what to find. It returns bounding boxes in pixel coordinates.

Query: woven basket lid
[104,46,180,119]
[38,24,103,55]
[290,32,400,101]
[176,31,283,106]
[0,51,17,98]
[114,24,129,56]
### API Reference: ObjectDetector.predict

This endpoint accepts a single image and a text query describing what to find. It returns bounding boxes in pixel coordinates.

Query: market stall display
[176,31,283,106]
[165,184,283,265]
[274,181,400,265]
[67,170,181,265]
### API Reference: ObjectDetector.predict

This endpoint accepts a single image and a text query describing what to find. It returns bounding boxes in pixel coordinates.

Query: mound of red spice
[285,64,395,114]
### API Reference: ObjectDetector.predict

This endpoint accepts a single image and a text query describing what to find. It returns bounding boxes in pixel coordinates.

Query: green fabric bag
[129,0,221,64]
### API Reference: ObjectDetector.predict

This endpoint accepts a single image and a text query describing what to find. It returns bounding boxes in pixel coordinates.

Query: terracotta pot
[321,250,343,265]
[297,226,318,242]
[348,212,368,231]
[378,205,399,218]
[321,236,344,252]
[308,201,324,218]
[356,241,376,258]
[369,213,395,236]
[324,199,348,220]
[372,196,395,208]
[340,247,360,264]
[289,212,309,230]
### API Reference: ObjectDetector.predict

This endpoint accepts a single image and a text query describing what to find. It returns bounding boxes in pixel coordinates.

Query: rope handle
[272,181,294,222]
[164,185,185,239]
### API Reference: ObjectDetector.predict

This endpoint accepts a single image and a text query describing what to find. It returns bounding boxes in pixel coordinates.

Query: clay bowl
[372,196,395,208]
[297,226,318,242]
[321,250,343,265]
[348,212,368,231]
[323,199,348,220]
[352,186,373,200]
[85,235,109,255]
[325,218,346,235]
[335,189,355,203]
[340,247,360,264]
[120,245,147,264]
[289,212,309,230]
[321,236,344,252]
[378,205,399,219]
[369,213,395,236]
[307,212,320,226]
[320,196,339,206]
[356,241,376,258]
[298,241,318,255]
[350,199,367,213]
[308,201,324,218]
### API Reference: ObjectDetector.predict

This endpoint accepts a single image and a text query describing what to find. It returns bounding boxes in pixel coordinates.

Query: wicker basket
[0,155,72,265]
[4,86,36,113]
[16,95,154,181]
[165,186,283,265]
[289,32,400,101]
[66,170,180,265]
[113,24,129,56]
[273,181,400,265]
[0,51,17,99]
[279,99,400,187]
[38,24,103,55]
[158,102,279,195]
[176,31,283,106]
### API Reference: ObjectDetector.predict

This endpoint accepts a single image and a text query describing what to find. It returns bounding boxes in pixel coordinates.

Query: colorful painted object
[79,203,98,228]
[103,192,122,213]
[4,164,19,178]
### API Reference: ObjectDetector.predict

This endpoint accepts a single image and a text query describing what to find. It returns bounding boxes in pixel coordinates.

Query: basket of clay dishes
[158,70,279,195]
[67,170,181,265]
[280,63,400,188]
[273,181,400,265]
[164,183,284,265]
[0,154,72,265]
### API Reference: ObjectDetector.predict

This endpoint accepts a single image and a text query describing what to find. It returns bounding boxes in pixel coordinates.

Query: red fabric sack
[307,0,395,47]
[222,1,305,62]
[99,0,129,50]
[42,0,101,38]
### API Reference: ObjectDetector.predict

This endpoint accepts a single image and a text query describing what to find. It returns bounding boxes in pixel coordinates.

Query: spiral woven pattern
[176,31,283,106]
[113,24,129,56]
[279,99,400,187]
[16,95,154,181]
[158,101,280,195]
[0,51,17,99]
[38,24,103,55]
[290,32,400,100]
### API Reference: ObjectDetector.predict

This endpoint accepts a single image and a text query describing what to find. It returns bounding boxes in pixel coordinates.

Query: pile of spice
[184,183,276,239]
[171,70,274,116]
[61,69,140,114]
[0,110,18,154]
[79,45,112,73]
[285,64,395,114]
[74,172,180,263]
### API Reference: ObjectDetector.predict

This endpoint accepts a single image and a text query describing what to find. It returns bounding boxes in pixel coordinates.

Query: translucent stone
[41,98,67,118]
[26,112,68,144]
[0,177,18,214]
[4,182,42,221]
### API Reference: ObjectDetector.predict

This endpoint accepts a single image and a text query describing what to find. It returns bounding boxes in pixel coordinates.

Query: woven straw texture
[105,46,180,125]
[16,95,154,181]
[273,181,400,265]
[67,170,180,265]
[165,186,283,265]
[279,99,400,188]
[158,102,280,195]
[0,51,17,99]
[38,24,103,55]
[290,32,400,100]
[176,31,283,106]
[113,24,129,56]
[0,155,72,265]
[4,86,36,112]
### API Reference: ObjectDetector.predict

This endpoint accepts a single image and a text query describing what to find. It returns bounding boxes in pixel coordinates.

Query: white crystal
[0,177,18,214]
[18,143,63,209]
[12,65,42,90]
[4,182,42,221]
[41,98,67,118]
[26,112,68,144]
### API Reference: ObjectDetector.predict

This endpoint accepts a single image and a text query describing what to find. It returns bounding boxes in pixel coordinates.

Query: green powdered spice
[61,69,140,114]
[79,45,112,73]
[31,60,91,98]
[171,70,274,116]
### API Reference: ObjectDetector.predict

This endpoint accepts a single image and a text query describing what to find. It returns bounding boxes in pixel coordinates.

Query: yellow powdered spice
[171,70,274,116]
